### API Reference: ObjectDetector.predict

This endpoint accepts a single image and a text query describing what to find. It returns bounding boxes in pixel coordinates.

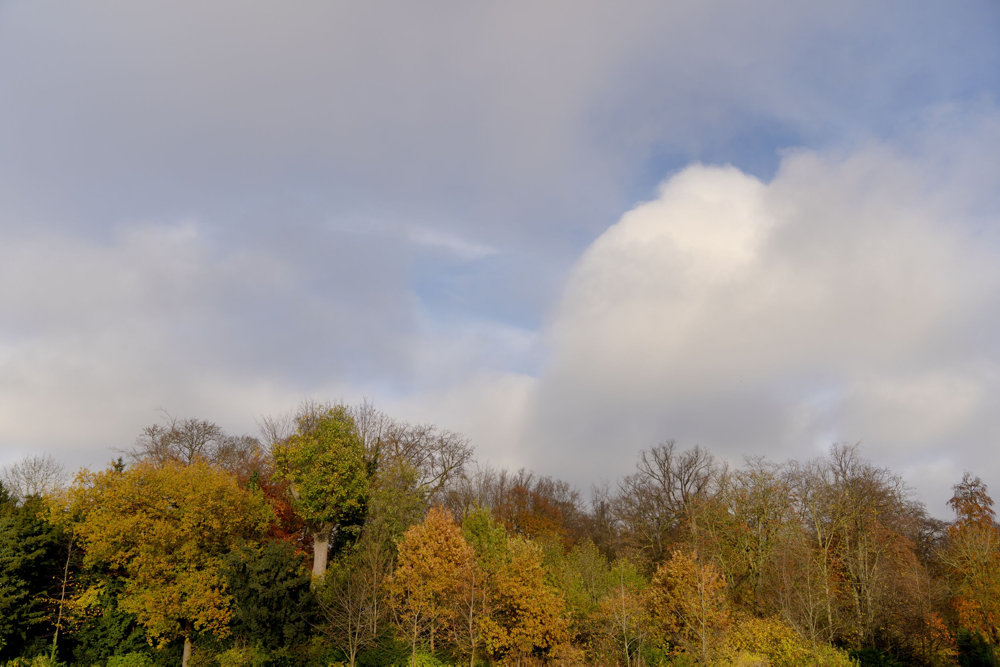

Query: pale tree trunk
[411,614,419,667]
[312,523,332,586]
[182,635,192,667]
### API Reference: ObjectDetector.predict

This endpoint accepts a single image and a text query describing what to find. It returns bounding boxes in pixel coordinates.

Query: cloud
[0,218,417,469]
[444,111,1000,513]
[0,1,997,516]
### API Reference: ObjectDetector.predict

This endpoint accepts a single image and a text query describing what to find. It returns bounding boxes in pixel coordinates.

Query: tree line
[0,401,997,666]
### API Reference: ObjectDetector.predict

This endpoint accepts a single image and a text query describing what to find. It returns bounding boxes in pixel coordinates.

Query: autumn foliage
[4,408,1000,665]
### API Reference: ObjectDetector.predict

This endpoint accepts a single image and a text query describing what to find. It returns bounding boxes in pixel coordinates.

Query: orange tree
[67,460,273,666]
[943,473,1000,644]
[388,506,477,666]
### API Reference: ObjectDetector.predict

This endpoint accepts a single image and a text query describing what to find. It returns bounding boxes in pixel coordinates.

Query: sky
[1,1,999,516]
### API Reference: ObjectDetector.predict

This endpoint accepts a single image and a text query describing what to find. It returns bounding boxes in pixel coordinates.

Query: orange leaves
[389,506,478,661]
[390,506,476,623]
[944,474,1000,644]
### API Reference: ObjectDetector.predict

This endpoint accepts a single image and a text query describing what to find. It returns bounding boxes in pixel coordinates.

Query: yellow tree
[388,506,477,666]
[647,549,730,662]
[68,460,273,667]
[462,508,571,662]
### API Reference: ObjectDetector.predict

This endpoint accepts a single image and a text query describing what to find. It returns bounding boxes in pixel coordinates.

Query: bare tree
[129,414,225,464]
[613,442,724,565]
[129,413,265,477]
[1,454,66,501]
[349,398,394,466]
[380,422,474,501]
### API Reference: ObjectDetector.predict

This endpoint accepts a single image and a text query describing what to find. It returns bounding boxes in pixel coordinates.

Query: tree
[272,404,369,584]
[647,549,730,662]
[388,506,477,666]
[320,460,427,667]
[944,473,1000,646]
[614,443,723,565]
[68,460,273,667]
[1,454,66,502]
[379,422,473,502]
[698,458,794,614]
[0,483,63,660]
[590,555,651,666]
[129,416,266,479]
[222,541,317,656]
[461,508,571,662]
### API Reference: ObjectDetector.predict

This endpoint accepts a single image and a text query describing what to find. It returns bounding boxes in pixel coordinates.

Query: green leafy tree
[63,574,151,667]
[591,555,650,666]
[68,460,273,667]
[319,460,427,667]
[272,404,369,584]
[0,485,63,660]
[222,541,317,656]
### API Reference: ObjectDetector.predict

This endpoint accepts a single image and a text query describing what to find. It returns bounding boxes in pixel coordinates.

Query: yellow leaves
[725,614,811,666]
[69,459,274,644]
[389,506,476,631]
[647,549,730,660]
[482,536,570,658]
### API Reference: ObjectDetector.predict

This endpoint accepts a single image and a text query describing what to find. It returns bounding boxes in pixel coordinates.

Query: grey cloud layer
[0,2,997,510]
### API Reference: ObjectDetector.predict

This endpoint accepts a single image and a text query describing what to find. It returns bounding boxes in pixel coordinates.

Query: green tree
[319,460,427,667]
[590,555,651,666]
[0,484,63,660]
[272,404,369,584]
[222,541,317,656]
[68,460,273,667]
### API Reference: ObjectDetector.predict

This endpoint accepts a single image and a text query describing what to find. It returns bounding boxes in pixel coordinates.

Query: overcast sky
[2,1,999,515]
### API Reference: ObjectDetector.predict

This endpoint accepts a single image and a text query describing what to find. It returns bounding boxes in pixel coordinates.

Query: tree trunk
[312,524,331,586]
[182,635,192,667]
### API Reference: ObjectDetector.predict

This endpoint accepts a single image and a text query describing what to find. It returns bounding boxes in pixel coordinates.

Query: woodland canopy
[0,402,995,666]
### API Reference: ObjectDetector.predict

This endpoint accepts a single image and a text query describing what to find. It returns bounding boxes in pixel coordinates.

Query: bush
[4,656,65,667]
[106,653,154,667]
[214,645,271,667]
[725,614,855,667]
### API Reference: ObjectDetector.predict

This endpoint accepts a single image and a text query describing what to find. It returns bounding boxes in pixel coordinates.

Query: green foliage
[0,489,63,661]
[105,652,155,667]
[222,542,317,651]
[212,644,271,667]
[273,405,369,531]
[725,614,855,666]
[956,629,1000,667]
[392,652,447,667]
[2,656,64,667]
[461,507,507,572]
[64,574,150,665]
